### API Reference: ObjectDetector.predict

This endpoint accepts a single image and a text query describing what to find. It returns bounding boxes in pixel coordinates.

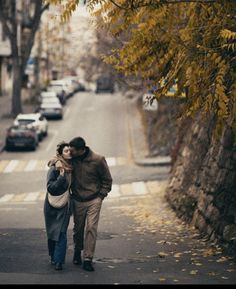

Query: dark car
[95,76,114,93]
[5,125,39,151]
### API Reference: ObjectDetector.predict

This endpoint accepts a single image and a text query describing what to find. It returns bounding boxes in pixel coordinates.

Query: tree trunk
[11,57,22,116]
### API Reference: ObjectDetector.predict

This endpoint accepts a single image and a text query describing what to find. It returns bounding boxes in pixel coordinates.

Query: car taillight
[7,132,14,137]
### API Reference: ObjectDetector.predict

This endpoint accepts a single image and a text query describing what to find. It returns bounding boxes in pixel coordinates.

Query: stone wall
[138,97,181,157]
[165,115,236,255]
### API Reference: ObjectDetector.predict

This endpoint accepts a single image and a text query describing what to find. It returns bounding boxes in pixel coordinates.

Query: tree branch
[107,0,216,10]
[21,1,49,75]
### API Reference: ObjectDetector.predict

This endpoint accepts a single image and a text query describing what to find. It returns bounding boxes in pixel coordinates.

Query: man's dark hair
[69,137,86,150]
[56,141,69,155]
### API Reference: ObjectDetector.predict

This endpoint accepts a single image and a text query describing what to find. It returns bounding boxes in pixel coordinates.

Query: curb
[135,156,171,167]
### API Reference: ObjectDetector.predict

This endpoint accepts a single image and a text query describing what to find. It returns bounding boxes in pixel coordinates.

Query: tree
[48,0,236,135]
[0,0,49,116]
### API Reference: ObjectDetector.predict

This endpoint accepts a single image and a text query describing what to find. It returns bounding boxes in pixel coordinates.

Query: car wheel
[38,133,43,141]
[31,143,37,151]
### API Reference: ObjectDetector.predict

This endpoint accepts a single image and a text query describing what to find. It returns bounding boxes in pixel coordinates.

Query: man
[69,136,112,272]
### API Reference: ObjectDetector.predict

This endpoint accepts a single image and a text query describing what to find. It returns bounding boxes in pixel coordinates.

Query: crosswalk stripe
[23,192,40,201]
[146,181,160,194]
[0,181,154,204]
[132,181,147,195]
[0,160,9,172]
[39,191,46,200]
[0,157,128,174]
[0,194,15,202]
[120,183,133,196]
[110,184,120,197]
[116,157,127,166]
[106,157,116,166]
[24,160,37,172]
[3,160,19,173]
[35,160,48,171]
[11,193,28,202]
[14,160,28,172]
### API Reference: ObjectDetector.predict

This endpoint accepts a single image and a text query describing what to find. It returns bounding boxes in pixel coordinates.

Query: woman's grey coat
[44,166,72,242]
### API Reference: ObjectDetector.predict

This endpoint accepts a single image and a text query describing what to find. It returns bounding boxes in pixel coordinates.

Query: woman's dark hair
[69,137,86,150]
[56,141,69,155]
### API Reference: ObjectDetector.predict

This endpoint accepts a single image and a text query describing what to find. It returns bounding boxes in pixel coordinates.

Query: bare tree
[0,0,49,116]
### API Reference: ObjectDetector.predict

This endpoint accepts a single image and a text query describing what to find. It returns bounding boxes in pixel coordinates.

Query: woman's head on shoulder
[56,141,71,160]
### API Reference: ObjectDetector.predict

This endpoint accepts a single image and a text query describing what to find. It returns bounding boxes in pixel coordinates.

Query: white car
[41,97,61,105]
[39,102,63,119]
[38,91,58,102]
[13,113,48,141]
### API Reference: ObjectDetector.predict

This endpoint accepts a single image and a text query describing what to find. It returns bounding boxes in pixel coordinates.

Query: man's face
[69,146,85,158]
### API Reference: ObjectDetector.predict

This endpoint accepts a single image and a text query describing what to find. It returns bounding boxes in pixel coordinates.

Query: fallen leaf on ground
[190,270,198,275]
[158,252,169,258]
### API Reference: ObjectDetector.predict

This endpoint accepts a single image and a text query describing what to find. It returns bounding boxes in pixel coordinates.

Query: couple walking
[43,136,113,271]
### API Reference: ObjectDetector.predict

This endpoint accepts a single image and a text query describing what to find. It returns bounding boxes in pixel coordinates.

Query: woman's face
[62,146,71,160]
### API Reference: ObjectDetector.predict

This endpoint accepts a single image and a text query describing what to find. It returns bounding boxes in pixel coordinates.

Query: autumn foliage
[47,0,236,136]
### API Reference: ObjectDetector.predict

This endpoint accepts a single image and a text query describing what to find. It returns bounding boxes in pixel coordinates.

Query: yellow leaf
[190,270,198,275]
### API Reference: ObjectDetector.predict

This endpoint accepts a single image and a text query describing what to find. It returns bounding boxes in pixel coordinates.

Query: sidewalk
[125,95,171,167]
[124,96,236,284]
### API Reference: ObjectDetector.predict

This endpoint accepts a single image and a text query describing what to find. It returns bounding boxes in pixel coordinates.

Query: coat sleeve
[47,167,69,196]
[97,157,113,199]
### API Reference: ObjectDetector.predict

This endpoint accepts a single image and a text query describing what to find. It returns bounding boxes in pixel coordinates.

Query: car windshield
[17,119,35,125]
[41,98,59,103]
[40,103,61,108]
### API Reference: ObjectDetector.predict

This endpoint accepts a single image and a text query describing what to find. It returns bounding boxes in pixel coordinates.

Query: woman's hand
[59,168,65,176]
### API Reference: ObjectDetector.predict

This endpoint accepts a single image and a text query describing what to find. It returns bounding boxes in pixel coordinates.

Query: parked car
[5,125,39,151]
[13,113,48,141]
[38,102,63,119]
[38,91,58,103]
[41,97,61,105]
[48,79,73,99]
[95,76,114,93]
[47,84,67,105]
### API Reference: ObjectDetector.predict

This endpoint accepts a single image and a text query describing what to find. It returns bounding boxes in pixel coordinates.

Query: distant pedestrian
[69,136,113,271]
[44,141,73,271]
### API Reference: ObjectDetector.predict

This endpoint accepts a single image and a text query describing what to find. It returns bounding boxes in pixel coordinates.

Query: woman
[44,141,73,271]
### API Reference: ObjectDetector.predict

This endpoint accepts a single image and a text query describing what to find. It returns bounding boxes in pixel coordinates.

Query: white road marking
[3,160,19,173]
[0,194,15,203]
[23,192,40,201]
[24,160,37,172]
[110,184,120,198]
[0,181,152,205]
[132,181,148,195]
[106,157,116,166]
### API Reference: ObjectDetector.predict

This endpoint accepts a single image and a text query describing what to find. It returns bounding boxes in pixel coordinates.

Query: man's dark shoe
[55,262,63,270]
[73,251,82,265]
[83,260,94,272]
